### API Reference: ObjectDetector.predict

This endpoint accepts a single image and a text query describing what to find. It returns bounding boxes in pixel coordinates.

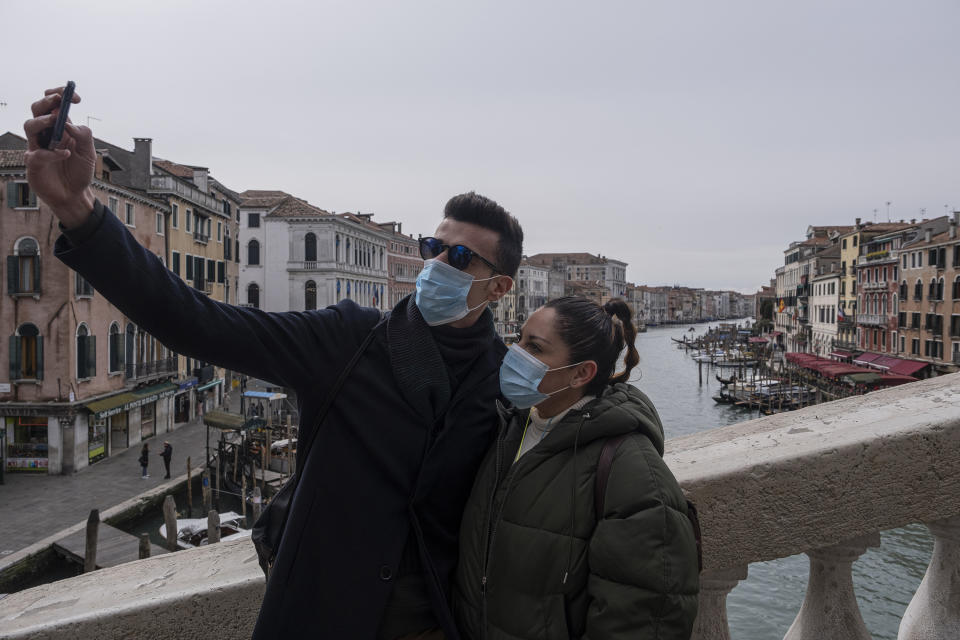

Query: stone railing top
[1,373,958,638]
[666,372,960,570]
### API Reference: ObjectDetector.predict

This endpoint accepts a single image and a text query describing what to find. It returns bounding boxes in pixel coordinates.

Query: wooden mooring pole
[207,510,221,544]
[139,533,151,559]
[163,495,178,552]
[252,486,262,523]
[84,509,99,573]
[202,470,211,513]
[186,456,193,517]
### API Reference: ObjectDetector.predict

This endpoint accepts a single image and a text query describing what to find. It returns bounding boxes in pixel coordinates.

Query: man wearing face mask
[24,87,522,640]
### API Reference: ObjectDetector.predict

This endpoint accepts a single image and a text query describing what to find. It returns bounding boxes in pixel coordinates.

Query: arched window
[881,294,887,315]
[247,283,260,309]
[900,281,908,299]
[915,279,923,301]
[336,278,341,302]
[248,239,260,266]
[892,294,898,315]
[929,278,937,299]
[305,280,317,311]
[305,233,317,262]
[12,322,42,380]
[346,281,351,298]
[953,276,960,300]
[11,237,41,295]
[109,322,124,373]
[346,238,351,264]
[76,323,95,379]
[937,277,944,301]
[335,235,341,262]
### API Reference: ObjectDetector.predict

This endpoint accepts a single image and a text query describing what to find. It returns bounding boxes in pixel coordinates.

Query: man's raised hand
[24,87,96,228]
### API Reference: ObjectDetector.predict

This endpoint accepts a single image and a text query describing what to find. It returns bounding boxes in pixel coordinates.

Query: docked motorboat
[158,511,251,549]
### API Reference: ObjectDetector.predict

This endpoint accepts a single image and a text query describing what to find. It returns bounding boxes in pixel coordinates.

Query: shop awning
[853,352,881,366]
[748,337,769,344]
[829,350,853,360]
[243,391,287,401]
[196,377,224,392]
[888,359,929,377]
[203,410,252,431]
[84,382,176,419]
[871,356,902,371]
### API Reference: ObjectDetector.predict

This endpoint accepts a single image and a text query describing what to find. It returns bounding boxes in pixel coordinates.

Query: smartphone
[37,81,76,150]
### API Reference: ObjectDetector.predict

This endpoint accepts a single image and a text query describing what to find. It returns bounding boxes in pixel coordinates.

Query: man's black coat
[55,204,506,638]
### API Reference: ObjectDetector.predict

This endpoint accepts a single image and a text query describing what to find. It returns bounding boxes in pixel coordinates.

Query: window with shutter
[172,252,180,276]
[217,261,225,283]
[207,259,215,282]
[186,254,193,280]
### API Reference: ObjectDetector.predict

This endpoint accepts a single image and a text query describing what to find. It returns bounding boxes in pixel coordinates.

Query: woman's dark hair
[444,192,524,278]
[544,296,640,395]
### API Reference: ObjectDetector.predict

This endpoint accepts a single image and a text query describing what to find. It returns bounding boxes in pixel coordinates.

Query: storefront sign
[7,458,48,471]
[0,383,10,393]
[94,388,176,419]
[178,378,198,391]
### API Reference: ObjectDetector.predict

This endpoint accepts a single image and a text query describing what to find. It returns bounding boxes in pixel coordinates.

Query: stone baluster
[784,532,880,640]
[690,565,748,640]
[898,515,960,640]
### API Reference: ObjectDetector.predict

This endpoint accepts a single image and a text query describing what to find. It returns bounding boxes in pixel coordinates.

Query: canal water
[634,321,933,640]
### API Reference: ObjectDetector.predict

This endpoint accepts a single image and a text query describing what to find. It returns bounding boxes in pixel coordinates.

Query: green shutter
[9,336,20,380]
[76,335,85,378]
[6,256,18,294]
[36,335,43,380]
[32,257,41,294]
[88,335,97,378]
[6,183,17,207]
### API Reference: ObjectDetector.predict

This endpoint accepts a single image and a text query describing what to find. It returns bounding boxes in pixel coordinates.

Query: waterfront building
[238,192,389,313]
[835,219,914,354]
[526,252,628,299]
[1,133,178,475]
[810,272,840,357]
[377,221,422,307]
[515,260,549,323]
[625,284,647,325]
[638,286,668,325]
[893,214,960,374]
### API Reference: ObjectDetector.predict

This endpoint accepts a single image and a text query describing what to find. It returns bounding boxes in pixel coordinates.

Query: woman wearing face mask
[454,296,700,640]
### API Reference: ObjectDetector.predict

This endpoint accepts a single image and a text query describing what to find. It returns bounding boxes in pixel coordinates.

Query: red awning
[853,352,881,366]
[829,350,853,359]
[878,373,919,386]
[888,359,929,377]
[769,331,783,337]
[748,336,769,343]
[872,356,902,370]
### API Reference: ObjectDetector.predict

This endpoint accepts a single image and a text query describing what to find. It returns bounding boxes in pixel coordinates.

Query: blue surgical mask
[415,259,494,326]
[499,344,582,409]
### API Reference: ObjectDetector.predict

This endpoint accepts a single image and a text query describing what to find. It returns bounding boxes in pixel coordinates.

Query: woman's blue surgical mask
[499,344,583,409]
[415,258,495,326]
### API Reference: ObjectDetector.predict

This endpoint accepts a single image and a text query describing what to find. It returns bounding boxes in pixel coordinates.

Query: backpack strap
[594,433,703,573]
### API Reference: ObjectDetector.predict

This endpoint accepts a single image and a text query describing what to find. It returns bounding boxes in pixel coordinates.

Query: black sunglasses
[419,237,501,274]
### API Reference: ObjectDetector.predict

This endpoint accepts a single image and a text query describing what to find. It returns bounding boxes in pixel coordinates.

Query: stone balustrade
[1,373,958,640]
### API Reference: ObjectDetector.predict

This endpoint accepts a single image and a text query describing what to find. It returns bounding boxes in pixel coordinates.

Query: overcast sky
[3,1,959,292]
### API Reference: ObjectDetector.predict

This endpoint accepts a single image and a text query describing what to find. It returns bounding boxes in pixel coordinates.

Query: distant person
[25,86,522,639]
[160,441,173,479]
[138,443,149,479]
[455,297,700,638]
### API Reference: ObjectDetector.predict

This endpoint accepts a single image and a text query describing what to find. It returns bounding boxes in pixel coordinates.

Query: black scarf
[387,296,496,424]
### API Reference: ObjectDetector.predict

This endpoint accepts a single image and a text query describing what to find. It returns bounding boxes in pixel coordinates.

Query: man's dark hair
[443,192,523,278]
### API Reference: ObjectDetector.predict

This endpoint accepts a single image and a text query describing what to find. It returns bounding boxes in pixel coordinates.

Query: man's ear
[570,361,598,389]
[486,275,514,302]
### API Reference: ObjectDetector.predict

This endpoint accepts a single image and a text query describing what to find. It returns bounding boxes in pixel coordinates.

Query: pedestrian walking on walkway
[138,443,150,479]
[160,441,173,479]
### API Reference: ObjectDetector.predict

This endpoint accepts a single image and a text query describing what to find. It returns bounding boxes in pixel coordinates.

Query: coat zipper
[480,411,523,640]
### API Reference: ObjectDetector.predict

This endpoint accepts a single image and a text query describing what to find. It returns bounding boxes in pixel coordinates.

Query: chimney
[192,167,209,193]
[855,217,861,228]
[132,138,153,188]
[397,222,402,235]
[950,217,957,240]
[911,218,916,224]
[925,229,932,243]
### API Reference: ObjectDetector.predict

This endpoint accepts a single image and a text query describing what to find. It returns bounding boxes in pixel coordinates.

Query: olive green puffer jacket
[453,383,699,640]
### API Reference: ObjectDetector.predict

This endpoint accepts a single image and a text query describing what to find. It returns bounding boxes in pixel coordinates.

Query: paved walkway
[0,391,241,558]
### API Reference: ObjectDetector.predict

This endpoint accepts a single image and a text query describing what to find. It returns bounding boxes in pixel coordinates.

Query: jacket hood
[503,382,666,456]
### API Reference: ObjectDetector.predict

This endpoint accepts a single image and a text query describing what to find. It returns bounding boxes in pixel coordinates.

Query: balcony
[832,339,859,351]
[2,375,958,639]
[124,357,177,381]
[193,230,210,245]
[148,175,225,214]
[858,313,887,327]
[862,280,887,291]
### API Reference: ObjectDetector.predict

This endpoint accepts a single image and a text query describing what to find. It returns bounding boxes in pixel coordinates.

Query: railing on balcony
[832,339,859,351]
[124,357,177,381]
[858,313,886,326]
[148,175,225,214]
[2,375,958,639]
[862,280,887,291]
[193,230,210,245]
